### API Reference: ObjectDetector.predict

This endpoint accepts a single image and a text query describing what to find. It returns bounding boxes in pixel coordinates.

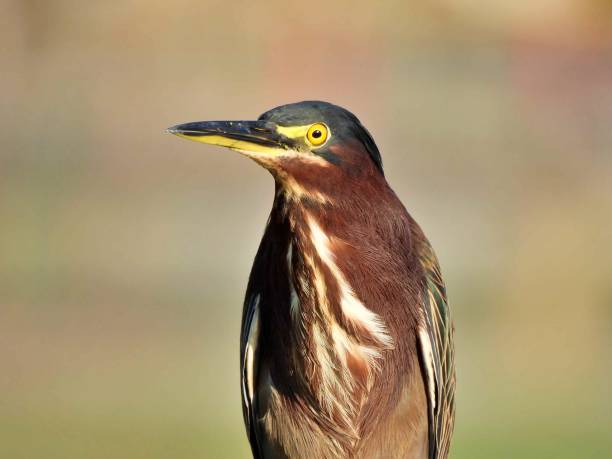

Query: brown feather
[241,142,447,458]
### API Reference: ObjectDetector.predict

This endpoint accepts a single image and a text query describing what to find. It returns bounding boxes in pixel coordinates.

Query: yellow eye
[306,123,329,147]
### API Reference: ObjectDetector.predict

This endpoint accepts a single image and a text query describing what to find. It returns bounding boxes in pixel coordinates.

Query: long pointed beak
[166,120,292,154]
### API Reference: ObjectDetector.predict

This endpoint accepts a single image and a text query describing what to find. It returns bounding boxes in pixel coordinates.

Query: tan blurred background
[1,1,611,458]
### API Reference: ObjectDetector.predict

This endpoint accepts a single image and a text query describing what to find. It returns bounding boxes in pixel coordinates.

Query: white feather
[245,295,261,403]
[307,216,393,348]
[418,326,437,411]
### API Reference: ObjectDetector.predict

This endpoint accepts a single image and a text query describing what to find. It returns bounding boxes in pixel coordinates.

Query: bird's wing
[417,242,456,459]
[240,293,262,458]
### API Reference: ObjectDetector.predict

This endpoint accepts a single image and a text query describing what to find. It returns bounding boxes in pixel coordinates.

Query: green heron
[167,101,455,459]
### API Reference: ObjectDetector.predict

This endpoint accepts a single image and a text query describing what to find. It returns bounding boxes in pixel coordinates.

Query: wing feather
[418,243,456,459]
[240,294,262,458]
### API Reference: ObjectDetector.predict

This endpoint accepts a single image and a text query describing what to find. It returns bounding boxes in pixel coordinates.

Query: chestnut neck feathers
[249,171,426,444]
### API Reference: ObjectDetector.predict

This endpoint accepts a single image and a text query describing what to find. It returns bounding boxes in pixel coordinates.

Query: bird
[167,101,455,459]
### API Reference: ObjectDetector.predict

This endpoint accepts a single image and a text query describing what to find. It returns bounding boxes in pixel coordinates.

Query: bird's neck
[262,181,415,435]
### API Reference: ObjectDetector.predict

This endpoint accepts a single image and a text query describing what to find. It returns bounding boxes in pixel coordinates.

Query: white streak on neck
[307,216,393,349]
[312,324,356,430]
[283,176,330,204]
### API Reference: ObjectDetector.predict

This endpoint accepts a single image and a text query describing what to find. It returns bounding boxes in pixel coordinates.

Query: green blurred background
[1,1,611,458]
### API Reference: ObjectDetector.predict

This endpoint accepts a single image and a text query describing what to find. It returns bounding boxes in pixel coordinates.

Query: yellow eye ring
[306,123,329,147]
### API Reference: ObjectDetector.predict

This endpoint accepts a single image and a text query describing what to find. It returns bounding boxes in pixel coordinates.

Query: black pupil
[312,129,322,139]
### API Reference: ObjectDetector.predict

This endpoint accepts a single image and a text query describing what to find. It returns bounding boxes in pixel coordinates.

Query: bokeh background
[2,1,611,458]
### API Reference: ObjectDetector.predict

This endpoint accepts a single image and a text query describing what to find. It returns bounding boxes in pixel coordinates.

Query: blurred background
[1,1,611,458]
